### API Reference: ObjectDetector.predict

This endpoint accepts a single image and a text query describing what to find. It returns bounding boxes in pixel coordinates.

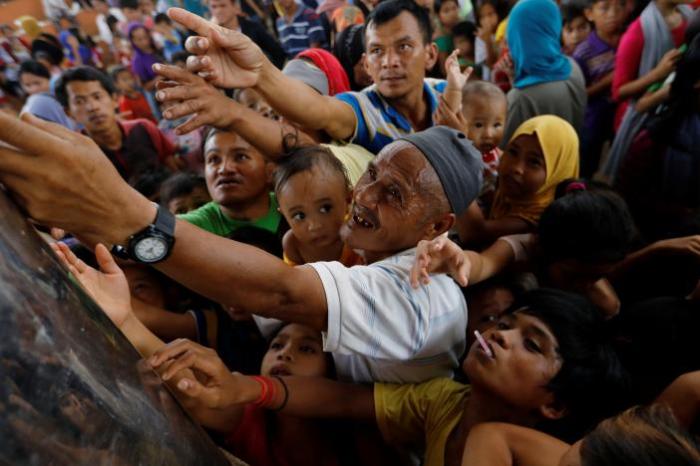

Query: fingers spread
[161,99,202,121]
[175,113,208,134]
[152,63,199,83]
[95,243,122,275]
[156,85,199,104]
[184,35,211,56]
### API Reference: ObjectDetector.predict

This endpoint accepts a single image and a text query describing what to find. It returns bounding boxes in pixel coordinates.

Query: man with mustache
[0,112,481,383]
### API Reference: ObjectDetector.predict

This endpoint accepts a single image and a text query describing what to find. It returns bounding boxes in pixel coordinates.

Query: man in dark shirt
[55,66,177,185]
[209,0,286,69]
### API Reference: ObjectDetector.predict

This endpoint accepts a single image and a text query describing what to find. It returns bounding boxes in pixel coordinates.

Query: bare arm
[634,84,671,113]
[617,49,680,102]
[462,423,569,466]
[456,201,531,246]
[587,71,613,97]
[655,371,700,429]
[131,297,199,341]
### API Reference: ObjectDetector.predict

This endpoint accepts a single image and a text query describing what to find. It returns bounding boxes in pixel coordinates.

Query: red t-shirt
[611,17,687,129]
[118,92,156,124]
[226,406,291,466]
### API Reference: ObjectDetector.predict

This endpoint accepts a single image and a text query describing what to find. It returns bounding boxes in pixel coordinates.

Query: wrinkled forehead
[374,140,432,182]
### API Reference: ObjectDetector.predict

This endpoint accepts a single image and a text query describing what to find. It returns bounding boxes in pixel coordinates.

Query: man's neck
[221,14,240,30]
[90,122,123,151]
[219,193,271,221]
[385,81,431,132]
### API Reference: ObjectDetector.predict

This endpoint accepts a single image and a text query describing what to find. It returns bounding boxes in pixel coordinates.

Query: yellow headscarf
[490,115,579,225]
[17,16,41,40]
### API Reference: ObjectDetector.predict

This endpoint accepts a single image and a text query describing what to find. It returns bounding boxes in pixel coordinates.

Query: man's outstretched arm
[166,8,358,141]
[0,113,328,331]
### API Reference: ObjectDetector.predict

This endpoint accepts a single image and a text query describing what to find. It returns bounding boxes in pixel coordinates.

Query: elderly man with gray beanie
[0,103,483,384]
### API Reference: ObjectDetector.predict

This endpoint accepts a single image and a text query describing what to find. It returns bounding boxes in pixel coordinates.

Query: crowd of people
[0,0,700,463]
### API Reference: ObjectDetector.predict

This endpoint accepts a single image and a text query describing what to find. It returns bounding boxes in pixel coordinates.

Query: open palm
[167,8,264,89]
[52,242,132,329]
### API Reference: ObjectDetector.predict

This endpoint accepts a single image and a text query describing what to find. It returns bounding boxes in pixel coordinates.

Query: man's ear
[362,52,370,76]
[539,398,567,421]
[426,212,455,238]
[424,41,439,72]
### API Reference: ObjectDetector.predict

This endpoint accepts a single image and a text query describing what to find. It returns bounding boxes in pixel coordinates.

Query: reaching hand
[658,235,700,259]
[653,48,681,82]
[443,49,473,112]
[52,242,133,329]
[149,339,252,409]
[167,8,264,89]
[409,236,471,288]
[154,64,241,134]
[434,95,469,134]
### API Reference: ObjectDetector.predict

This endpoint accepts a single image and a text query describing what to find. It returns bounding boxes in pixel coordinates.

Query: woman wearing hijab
[128,23,164,119]
[457,115,580,245]
[501,0,587,145]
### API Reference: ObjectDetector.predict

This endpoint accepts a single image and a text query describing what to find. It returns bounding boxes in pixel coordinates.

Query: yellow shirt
[323,143,374,187]
[374,378,470,466]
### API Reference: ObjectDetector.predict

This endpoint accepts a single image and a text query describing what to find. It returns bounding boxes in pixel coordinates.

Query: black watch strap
[111,204,175,261]
[154,203,176,237]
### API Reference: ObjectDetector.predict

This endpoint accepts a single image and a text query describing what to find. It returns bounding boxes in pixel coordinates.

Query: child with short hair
[452,20,479,70]
[110,65,157,123]
[573,0,625,176]
[159,172,211,215]
[561,3,592,55]
[433,0,462,69]
[274,146,361,266]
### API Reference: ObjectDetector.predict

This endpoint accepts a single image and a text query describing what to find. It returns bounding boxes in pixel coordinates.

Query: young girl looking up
[456,115,580,246]
[274,146,361,266]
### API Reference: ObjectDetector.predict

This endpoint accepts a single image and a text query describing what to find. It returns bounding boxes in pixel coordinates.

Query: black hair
[154,12,171,25]
[159,172,208,207]
[18,60,50,81]
[119,0,140,9]
[55,66,116,107]
[106,14,121,34]
[476,0,508,27]
[129,166,172,200]
[581,404,700,466]
[434,0,459,15]
[266,322,337,379]
[510,289,629,440]
[452,20,477,42]
[170,50,190,65]
[108,64,130,82]
[273,146,350,196]
[334,24,365,91]
[560,2,587,25]
[366,0,432,45]
[31,33,64,66]
[538,180,637,265]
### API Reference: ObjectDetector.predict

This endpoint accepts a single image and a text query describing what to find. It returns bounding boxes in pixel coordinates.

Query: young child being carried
[275,146,361,266]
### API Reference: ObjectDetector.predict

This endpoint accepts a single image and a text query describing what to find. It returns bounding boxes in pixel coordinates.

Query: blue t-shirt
[21,93,77,130]
[276,7,326,58]
[335,78,447,154]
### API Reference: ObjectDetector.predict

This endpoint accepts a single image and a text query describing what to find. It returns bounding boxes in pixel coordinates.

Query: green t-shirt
[178,193,282,238]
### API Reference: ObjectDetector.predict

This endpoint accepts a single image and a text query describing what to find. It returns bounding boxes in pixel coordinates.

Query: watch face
[134,237,168,263]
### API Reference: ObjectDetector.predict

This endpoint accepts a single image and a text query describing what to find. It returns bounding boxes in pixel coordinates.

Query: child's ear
[539,399,567,421]
[583,7,595,22]
[424,42,439,72]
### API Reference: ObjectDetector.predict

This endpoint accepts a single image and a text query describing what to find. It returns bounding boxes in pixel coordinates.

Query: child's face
[562,16,591,51]
[204,131,271,208]
[453,35,475,60]
[278,164,350,248]
[139,0,155,14]
[123,265,166,309]
[585,0,625,36]
[260,324,328,377]
[462,93,506,153]
[278,0,296,11]
[498,134,547,199]
[478,3,499,32]
[438,0,460,28]
[114,70,137,93]
[463,311,563,416]
[20,72,50,96]
[237,88,278,120]
[465,286,514,349]
[123,7,142,23]
[167,185,211,214]
[131,27,152,52]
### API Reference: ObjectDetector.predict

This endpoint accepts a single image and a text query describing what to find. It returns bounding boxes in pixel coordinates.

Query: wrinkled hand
[653,48,681,81]
[167,7,264,89]
[149,339,249,409]
[410,235,471,288]
[0,113,154,246]
[52,242,133,329]
[434,95,469,134]
[154,64,241,134]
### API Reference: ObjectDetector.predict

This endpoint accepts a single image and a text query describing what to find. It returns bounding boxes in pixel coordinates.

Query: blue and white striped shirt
[335,78,447,155]
[276,7,326,59]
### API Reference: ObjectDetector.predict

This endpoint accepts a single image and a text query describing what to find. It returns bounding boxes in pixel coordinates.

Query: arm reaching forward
[165,8,357,140]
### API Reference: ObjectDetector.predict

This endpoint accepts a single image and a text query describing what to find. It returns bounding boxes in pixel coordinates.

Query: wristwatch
[112,204,175,263]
